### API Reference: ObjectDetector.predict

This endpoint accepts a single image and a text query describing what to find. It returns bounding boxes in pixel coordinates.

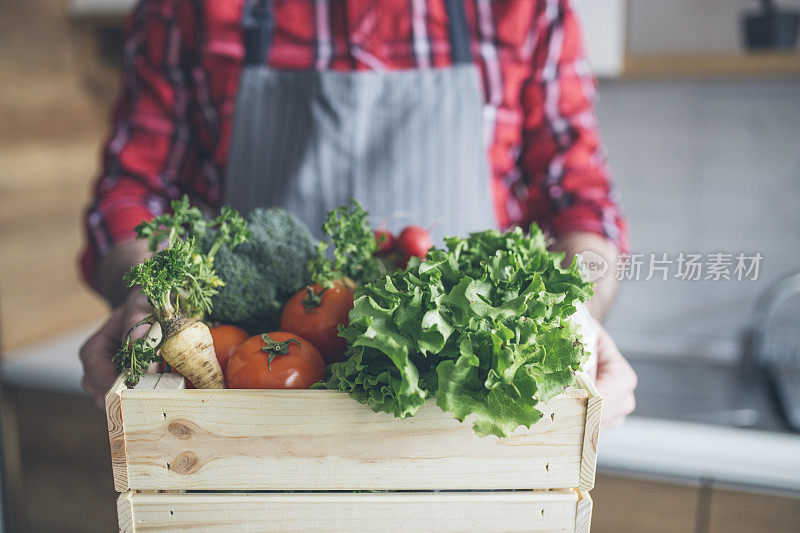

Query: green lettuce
[324,225,593,437]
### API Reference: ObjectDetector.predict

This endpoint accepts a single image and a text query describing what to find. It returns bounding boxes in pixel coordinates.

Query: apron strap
[243,1,472,67]
[444,0,473,64]
[243,0,272,66]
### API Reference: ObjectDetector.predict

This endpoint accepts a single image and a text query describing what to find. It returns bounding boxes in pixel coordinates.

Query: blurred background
[1,0,799,531]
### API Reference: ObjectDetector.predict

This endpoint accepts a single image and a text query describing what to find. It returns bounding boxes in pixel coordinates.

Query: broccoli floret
[204,207,316,333]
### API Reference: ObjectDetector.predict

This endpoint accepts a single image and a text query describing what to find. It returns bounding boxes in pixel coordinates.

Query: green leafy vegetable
[324,224,593,437]
[308,200,386,287]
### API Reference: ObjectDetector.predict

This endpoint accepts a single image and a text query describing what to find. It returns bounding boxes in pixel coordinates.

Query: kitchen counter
[3,327,799,493]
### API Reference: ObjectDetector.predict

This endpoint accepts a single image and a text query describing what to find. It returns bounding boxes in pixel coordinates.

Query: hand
[594,324,638,431]
[79,292,152,408]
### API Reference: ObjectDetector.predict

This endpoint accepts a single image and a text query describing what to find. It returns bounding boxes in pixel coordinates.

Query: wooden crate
[117,489,593,532]
[107,372,601,531]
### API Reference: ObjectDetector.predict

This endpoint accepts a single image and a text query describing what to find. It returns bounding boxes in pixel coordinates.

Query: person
[79,0,636,430]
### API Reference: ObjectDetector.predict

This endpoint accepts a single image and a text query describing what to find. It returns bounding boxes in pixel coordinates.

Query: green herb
[324,224,593,437]
[112,317,160,388]
[308,200,385,287]
[135,196,204,252]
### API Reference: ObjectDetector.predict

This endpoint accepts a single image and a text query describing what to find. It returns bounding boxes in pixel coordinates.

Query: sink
[628,356,792,433]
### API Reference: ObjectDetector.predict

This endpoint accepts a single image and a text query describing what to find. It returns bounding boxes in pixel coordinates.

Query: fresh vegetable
[307,200,387,288]
[225,332,326,389]
[279,281,355,364]
[113,196,248,388]
[206,207,317,333]
[397,225,432,261]
[324,224,593,437]
[373,229,396,255]
[210,324,250,372]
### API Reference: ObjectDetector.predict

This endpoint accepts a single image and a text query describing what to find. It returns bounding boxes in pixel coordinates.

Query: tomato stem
[302,286,327,312]
[261,334,301,370]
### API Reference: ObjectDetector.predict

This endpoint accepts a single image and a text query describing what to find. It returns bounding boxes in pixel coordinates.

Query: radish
[373,229,396,255]
[398,225,433,261]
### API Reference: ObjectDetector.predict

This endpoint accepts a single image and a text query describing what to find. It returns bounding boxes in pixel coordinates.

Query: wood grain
[106,373,129,492]
[576,373,602,491]
[112,373,595,491]
[121,490,582,532]
[575,490,593,533]
[117,491,134,533]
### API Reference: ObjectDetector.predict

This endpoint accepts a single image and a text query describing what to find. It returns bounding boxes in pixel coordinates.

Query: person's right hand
[79,292,152,408]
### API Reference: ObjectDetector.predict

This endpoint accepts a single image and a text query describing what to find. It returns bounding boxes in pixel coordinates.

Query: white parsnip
[161,321,225,389]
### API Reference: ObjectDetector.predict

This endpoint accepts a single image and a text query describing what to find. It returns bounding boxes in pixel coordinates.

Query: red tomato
[209,324,249,372]
[225,332,326,389]
[398,225,432,260]
[373,229,396,255]
[280,282,354,364]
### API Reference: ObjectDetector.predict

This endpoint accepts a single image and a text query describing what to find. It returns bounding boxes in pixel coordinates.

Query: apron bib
[225,0,496,244]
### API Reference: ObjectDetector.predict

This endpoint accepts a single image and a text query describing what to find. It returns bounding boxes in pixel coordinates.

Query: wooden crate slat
[575,490,593,533]
[105,373,129,493]
[576,373,602,491]
[154,373,185,390]
[122,490,588,532]
[114,377,593,491]
[117,491,134,533]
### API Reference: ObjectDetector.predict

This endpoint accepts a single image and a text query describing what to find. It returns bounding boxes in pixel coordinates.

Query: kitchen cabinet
[593,472,800,533]
[708,486,800,533]
[1,387,117,532]
[592,473,700,533]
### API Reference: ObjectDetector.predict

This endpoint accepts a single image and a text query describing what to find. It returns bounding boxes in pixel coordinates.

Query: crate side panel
[117,491,134,533]
[575,490,593,533]
[120,389,588,491]
[105,374,129,492]
[127,491,579,532]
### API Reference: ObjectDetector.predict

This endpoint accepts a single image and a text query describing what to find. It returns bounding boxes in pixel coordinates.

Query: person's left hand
[593,324,638,431]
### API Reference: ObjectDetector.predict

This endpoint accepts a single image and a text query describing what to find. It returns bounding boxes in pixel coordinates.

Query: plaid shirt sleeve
[80,0,198,288]
[517,0,629,253]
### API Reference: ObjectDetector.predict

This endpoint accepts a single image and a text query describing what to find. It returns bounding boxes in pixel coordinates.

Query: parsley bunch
[308,200,386,287]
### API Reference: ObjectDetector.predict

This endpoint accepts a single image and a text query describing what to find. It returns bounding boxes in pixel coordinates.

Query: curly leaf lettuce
[325,224,593,437]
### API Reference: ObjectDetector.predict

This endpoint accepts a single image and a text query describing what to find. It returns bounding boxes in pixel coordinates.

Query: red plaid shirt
[81,0,628,287]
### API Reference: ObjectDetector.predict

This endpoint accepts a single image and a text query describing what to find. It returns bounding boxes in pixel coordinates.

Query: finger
[125,312,154,342]
[80,351,117,406]
[81,376,108,410]
[601,413,625,431]
[600,396,636,431]
[79,308,136,407]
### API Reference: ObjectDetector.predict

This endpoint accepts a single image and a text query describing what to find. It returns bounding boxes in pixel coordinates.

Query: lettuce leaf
[324,224,593,437]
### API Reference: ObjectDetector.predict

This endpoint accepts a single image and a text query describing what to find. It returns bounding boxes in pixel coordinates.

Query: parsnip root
[161,321,225,389]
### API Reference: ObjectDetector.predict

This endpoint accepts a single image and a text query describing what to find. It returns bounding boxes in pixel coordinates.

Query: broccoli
[204,207,316,333]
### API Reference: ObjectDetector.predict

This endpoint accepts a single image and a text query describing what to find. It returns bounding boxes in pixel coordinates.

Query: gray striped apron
[224,0,496,244]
